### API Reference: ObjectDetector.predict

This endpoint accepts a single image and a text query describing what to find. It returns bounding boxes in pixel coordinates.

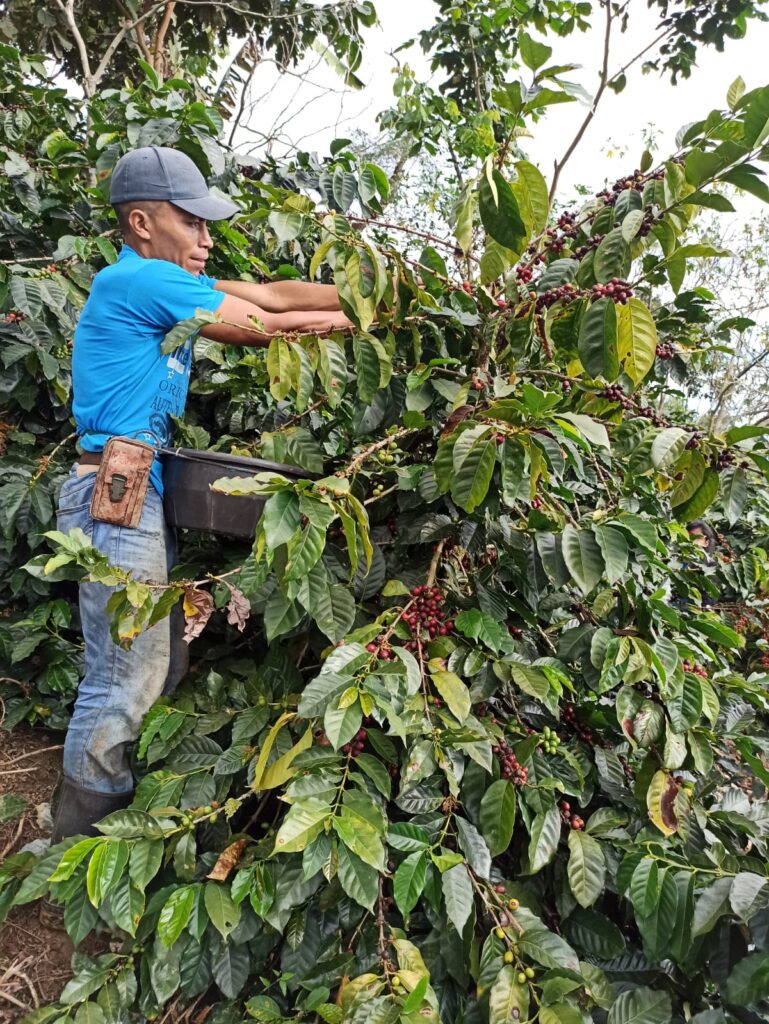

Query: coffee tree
[3,19,769,1024]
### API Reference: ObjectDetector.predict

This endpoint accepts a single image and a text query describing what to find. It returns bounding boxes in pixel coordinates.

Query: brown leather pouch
[89,437,155,528]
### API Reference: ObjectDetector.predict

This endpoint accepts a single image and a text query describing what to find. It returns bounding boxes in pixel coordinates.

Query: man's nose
[199,222,212,249]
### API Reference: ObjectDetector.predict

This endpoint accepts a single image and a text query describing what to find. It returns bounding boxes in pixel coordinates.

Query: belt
[79,452,103,465]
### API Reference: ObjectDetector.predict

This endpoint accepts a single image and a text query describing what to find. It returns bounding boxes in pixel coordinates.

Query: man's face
[135,202,213,275]
[689,528,709,549]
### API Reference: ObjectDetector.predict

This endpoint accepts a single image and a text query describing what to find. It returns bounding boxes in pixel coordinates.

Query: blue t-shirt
[72,244,225,495]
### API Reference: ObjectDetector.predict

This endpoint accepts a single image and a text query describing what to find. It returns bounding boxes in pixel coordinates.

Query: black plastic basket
[161,448,310,540]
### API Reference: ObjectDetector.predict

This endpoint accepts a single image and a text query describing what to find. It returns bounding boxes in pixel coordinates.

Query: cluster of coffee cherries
[559,799,584,830]
[557,210,579,236]
[402,586,454,651]
[733,615,750,634]
[491,739,529,784]
[682,660,709,679]
[540,725,560,755]
[534,280,580,312]
[595,167,664,206]
[759,652,769,669]
[599,386,634,410]
[685,430,702,450]
[561,704,594,745]
[543,226,567,255]
[515,264,534,284]
[32,263,60,279]
[655,343,675,359]
[636,404,670,427]
[366,636,397,661]
[371,480,388,497]
[376,440,398,466]
[712,448,735,471]
[633,681,662,704]
[590,278,634,304]
[572,233,603,261]
[2,311,26,324]
[343,728,368,757]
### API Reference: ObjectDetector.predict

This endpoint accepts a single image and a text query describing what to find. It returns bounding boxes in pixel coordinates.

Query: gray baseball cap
[110,146,240,221]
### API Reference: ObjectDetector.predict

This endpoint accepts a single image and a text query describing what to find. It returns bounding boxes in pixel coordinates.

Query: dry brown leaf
[182,586,215,643]
[206,838,248,881]
[224,581,251,632]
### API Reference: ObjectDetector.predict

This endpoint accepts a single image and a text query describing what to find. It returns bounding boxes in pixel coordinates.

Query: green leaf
[0,793,26,823]
[453,185,475,257]
[567,830,605,908]
[353,336,383,403]
[49,837,101,882]
[394,851,427,915]
[86,839,129,906]
[721,466,748,526]
[442,863,474,934]
[594,229,631,283]
[268,210,304,242]
[617,298,658,385]
[337,843,378,910]
[284,521,326,582]
[727,952,769,1005]
[263,589,303,643]
[273,798,332,854]
[108,873,144,937]
[479,780,516,857]
[730,873,769,922]
[630,858,660,918]
[744,85,769,146]
[478,163,527,253]
[607,987,672,1024]
[562,525,604,594]
[489,965,530,1024]
[519,31,552,71]
[513,160,550,235]
[450,435,496,513]
[593,525,628,584]
[517,912,580,970]
[388,823,431,852]
[527,805,561,874]
[673,469,719,521]
[431,669,471,722]
[651,427,688,473]
[158,885,196,946]
[203,882,240,939]
[263,490,301,549]
[455,816,492,878]
[266,336,296,401]
[324,701,362,751]
[727,76,746,110]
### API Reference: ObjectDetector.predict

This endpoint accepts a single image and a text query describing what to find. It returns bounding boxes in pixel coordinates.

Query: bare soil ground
[0,727,106,1023]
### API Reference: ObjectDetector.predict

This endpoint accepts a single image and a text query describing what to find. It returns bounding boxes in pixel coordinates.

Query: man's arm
[214,279,342,313]
[200,293,352,347]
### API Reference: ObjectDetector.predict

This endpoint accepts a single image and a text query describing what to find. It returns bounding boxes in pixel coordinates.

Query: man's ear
[128,207,153,241]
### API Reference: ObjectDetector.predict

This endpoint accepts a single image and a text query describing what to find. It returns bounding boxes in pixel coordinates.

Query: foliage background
[3,3,769,1024]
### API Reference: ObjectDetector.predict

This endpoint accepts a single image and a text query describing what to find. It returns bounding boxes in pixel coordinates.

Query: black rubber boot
[51,777,133,843]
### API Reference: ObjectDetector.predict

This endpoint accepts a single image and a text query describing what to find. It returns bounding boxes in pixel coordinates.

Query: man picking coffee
[52,146,350,840]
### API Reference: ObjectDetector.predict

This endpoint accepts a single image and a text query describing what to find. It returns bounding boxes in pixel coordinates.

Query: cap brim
[172,194,240,221]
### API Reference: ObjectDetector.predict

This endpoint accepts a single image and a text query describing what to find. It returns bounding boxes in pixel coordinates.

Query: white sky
[230,0,769,208]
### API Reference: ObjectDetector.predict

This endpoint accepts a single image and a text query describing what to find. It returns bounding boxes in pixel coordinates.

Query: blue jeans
[56,468,188,794]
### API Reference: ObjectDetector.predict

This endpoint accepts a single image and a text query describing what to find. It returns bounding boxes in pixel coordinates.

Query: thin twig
[0,744,63,767]
[549,0,613,201]
[0,817,26,859]
[426,539,445,588]
[0,986,29,1010]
